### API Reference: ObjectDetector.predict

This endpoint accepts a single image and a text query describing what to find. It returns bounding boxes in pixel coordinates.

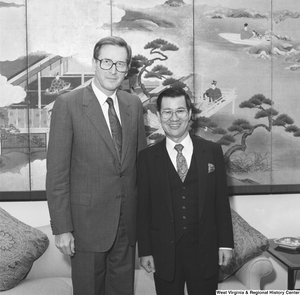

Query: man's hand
[55,232,75,257]
[140,256,156,273]
[219,249,233,266]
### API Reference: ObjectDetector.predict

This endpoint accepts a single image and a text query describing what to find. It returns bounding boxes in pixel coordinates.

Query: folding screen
[0,0,299,200]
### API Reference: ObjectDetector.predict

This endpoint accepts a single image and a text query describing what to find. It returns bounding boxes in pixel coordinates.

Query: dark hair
[93,36,132,66]
[156,87,192,112]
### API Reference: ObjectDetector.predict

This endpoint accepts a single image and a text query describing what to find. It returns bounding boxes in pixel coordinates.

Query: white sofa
[2,225,273,294]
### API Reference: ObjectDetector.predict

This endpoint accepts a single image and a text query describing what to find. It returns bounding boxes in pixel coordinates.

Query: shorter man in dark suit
[137,87,234,295]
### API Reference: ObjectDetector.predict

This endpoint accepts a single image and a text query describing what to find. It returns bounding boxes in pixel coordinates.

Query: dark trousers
[71,216,135,295]
[154,235,218,295]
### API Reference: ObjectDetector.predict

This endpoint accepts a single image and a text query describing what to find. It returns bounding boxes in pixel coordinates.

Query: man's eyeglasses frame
[95,58,128,73]
[160,109,189,120]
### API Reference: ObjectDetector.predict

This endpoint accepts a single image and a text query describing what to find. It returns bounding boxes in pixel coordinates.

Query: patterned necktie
[106,97,122,161]
[174,144,188,182]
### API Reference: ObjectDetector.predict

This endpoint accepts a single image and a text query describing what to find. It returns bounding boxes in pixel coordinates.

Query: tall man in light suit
[46,36,147,295]
[137,87,233,295]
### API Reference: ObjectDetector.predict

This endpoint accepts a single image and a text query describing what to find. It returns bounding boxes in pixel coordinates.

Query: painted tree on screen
[191,93,300,173]
[127,38,180,98]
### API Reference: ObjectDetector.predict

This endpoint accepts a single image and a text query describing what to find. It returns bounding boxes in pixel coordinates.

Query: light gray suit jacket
[46,83,147,252]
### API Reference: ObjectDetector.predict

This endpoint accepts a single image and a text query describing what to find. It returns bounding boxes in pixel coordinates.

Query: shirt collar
[166,133,193,153]
[91,80,117,106]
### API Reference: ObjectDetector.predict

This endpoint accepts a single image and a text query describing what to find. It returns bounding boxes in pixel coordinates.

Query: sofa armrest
[234,255,273,289]
[26,225,72,280]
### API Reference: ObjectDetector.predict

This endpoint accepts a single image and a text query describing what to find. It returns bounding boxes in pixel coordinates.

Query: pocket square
[208,163,215,173]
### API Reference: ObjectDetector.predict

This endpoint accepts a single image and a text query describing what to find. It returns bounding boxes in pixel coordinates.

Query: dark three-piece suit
[137,135,234,293]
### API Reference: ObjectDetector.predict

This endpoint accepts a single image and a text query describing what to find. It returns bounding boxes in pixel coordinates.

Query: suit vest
[167,152,199,244]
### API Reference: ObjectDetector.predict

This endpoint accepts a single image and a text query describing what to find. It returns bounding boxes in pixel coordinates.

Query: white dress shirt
[92,81,122,135]
[166,133,193,170]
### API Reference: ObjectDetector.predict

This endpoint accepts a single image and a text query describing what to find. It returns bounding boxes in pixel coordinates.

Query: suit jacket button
[171,240,174,244]
[171,219,174,223]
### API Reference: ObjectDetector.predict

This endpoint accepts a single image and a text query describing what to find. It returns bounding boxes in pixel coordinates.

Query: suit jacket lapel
[192,137,208,220]
[83,84,119,160]
[154,139,174,219]
[117,91,131,164]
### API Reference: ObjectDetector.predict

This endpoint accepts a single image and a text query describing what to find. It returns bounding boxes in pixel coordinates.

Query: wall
[1,193,299,290]
[1,201,50,227]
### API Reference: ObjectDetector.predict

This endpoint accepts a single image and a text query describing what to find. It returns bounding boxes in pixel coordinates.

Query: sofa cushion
[0,207,49,291]
[1,277,72,295]
[219,209,269,282]
[218,275,247,290]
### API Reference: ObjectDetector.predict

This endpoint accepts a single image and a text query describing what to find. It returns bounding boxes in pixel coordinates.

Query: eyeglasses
[160,109,189,120]
[95,58,128,73]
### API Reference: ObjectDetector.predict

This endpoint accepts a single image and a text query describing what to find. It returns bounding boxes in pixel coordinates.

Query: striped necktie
[106,97,122,161]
